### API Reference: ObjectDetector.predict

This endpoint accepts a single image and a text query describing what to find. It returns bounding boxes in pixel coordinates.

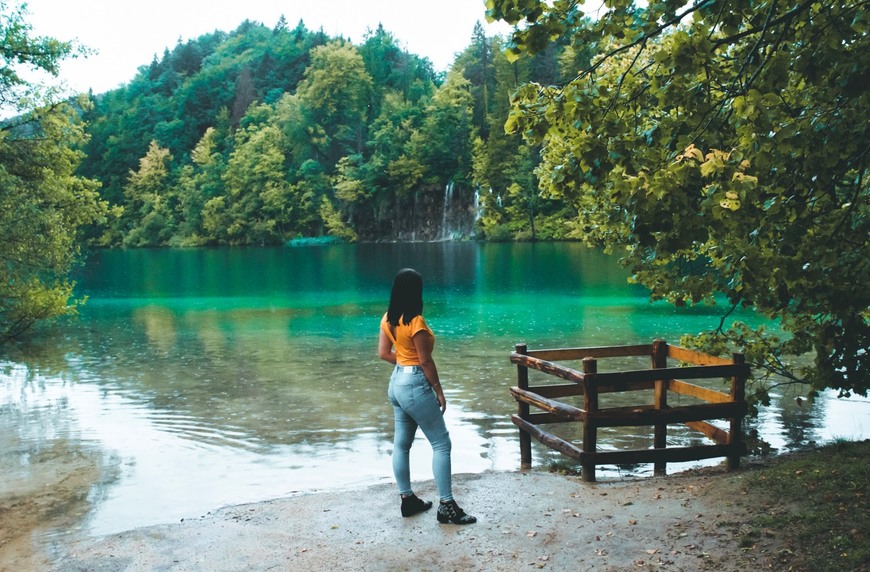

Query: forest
[77,18,586,247]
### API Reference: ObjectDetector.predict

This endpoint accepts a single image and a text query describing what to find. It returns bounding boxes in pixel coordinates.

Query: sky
[21,0,514,96]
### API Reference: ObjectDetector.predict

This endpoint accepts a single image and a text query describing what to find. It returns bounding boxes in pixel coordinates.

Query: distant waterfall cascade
[474,188,484,222]
[440,180,456,240]
[420,180,480,241]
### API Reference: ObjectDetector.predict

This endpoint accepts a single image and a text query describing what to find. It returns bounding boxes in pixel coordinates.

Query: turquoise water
[1,243,867,538]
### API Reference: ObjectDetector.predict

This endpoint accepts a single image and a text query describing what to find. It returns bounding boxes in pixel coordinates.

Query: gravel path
[10,467,788,572]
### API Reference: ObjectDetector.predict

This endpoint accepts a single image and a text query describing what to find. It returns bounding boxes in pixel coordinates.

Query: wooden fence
[510,339,749,481]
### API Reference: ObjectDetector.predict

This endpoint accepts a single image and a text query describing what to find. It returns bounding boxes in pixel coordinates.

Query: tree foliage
[74,17,575,245]
[0,1,107,341]
[489,0,869,395]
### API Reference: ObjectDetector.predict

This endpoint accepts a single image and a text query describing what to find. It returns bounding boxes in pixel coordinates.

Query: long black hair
[387,268,423,327]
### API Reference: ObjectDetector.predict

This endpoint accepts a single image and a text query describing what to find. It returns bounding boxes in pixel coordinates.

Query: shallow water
[1,243,867,541]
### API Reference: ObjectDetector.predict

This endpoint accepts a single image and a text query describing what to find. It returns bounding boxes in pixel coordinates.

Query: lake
[1,242,867,539]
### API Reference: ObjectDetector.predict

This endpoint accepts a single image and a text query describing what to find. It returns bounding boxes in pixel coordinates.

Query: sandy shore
[4,464,791,572]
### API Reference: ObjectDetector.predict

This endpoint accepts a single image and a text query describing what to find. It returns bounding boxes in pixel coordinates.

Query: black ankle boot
[437,500,477,524]
[401,494,433,517]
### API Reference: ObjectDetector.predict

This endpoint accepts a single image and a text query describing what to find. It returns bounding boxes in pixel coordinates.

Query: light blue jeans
[388,365,453,501]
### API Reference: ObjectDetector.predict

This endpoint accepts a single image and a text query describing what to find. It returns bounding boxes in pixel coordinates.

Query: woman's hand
[436,389,447,413]
[413,330,445,412]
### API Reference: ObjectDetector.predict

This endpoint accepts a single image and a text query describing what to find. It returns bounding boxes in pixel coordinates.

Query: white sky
[21,0,514,95]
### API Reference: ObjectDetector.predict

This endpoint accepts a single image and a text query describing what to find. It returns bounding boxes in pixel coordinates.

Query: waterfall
[473,188,483,222]
[440,180,455,240]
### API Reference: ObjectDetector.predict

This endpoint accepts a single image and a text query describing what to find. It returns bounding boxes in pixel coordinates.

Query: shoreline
[6,462,791,571]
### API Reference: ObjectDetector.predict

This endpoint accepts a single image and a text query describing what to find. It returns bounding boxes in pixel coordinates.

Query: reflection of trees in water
[742,382,825,455]
[774,388,824,449]
[5,314,396,452]
[134,305,177,354]
[24,306,400,449]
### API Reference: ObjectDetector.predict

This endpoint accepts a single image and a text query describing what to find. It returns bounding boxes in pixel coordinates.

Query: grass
[742,439,870,571]
[544,459,581,475]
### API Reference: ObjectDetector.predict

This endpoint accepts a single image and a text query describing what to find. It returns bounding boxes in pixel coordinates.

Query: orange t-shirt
[381,313,434,366]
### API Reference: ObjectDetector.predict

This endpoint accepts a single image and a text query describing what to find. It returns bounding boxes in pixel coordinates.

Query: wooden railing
[510,339,749,481]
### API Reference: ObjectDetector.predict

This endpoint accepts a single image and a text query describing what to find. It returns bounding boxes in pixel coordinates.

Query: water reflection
[1,243,867,544]
[0,366,120,557]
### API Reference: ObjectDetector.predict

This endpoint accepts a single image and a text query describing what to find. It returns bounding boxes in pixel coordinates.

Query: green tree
[455,21,498,138]
[0,2,107,340]
[172,126,224,245]
[272,94,331,234]
[220,119,294,244]
[319,195,358,242]
[121,140,175,246]
[413,69,475,185]
[490,0,869,396]
[470,34,577,241]
[366,90,429,236]
[295,41,374,168]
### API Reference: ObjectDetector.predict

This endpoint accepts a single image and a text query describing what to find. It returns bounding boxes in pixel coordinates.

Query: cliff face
[363,182,480,242]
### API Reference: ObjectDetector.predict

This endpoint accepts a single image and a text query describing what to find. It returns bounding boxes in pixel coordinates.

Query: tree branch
[566,0,717,87]
[603,38,648,116]
[710,0,816,50]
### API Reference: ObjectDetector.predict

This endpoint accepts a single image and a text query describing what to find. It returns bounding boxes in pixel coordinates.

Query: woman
[377,268,476,525]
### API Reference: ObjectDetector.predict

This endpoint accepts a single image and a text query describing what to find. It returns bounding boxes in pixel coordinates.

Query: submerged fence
[510,339,749,481]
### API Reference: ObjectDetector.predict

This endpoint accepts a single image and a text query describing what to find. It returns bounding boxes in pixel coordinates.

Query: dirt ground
[2,461,792,572]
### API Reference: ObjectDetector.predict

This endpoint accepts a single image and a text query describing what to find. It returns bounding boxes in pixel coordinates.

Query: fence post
[728,352,746,470]
[652,339,669,476]
[581,357,598,482]
[515,343,532,468]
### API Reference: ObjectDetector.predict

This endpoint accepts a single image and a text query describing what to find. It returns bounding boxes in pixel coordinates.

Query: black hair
[387,268,423,327]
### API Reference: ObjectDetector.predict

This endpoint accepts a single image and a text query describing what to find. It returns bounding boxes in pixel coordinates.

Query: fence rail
[510,339,748,481]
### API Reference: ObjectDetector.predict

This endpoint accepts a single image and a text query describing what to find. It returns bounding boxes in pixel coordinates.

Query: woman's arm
[413,330,446,413]
[378,328,397,364]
